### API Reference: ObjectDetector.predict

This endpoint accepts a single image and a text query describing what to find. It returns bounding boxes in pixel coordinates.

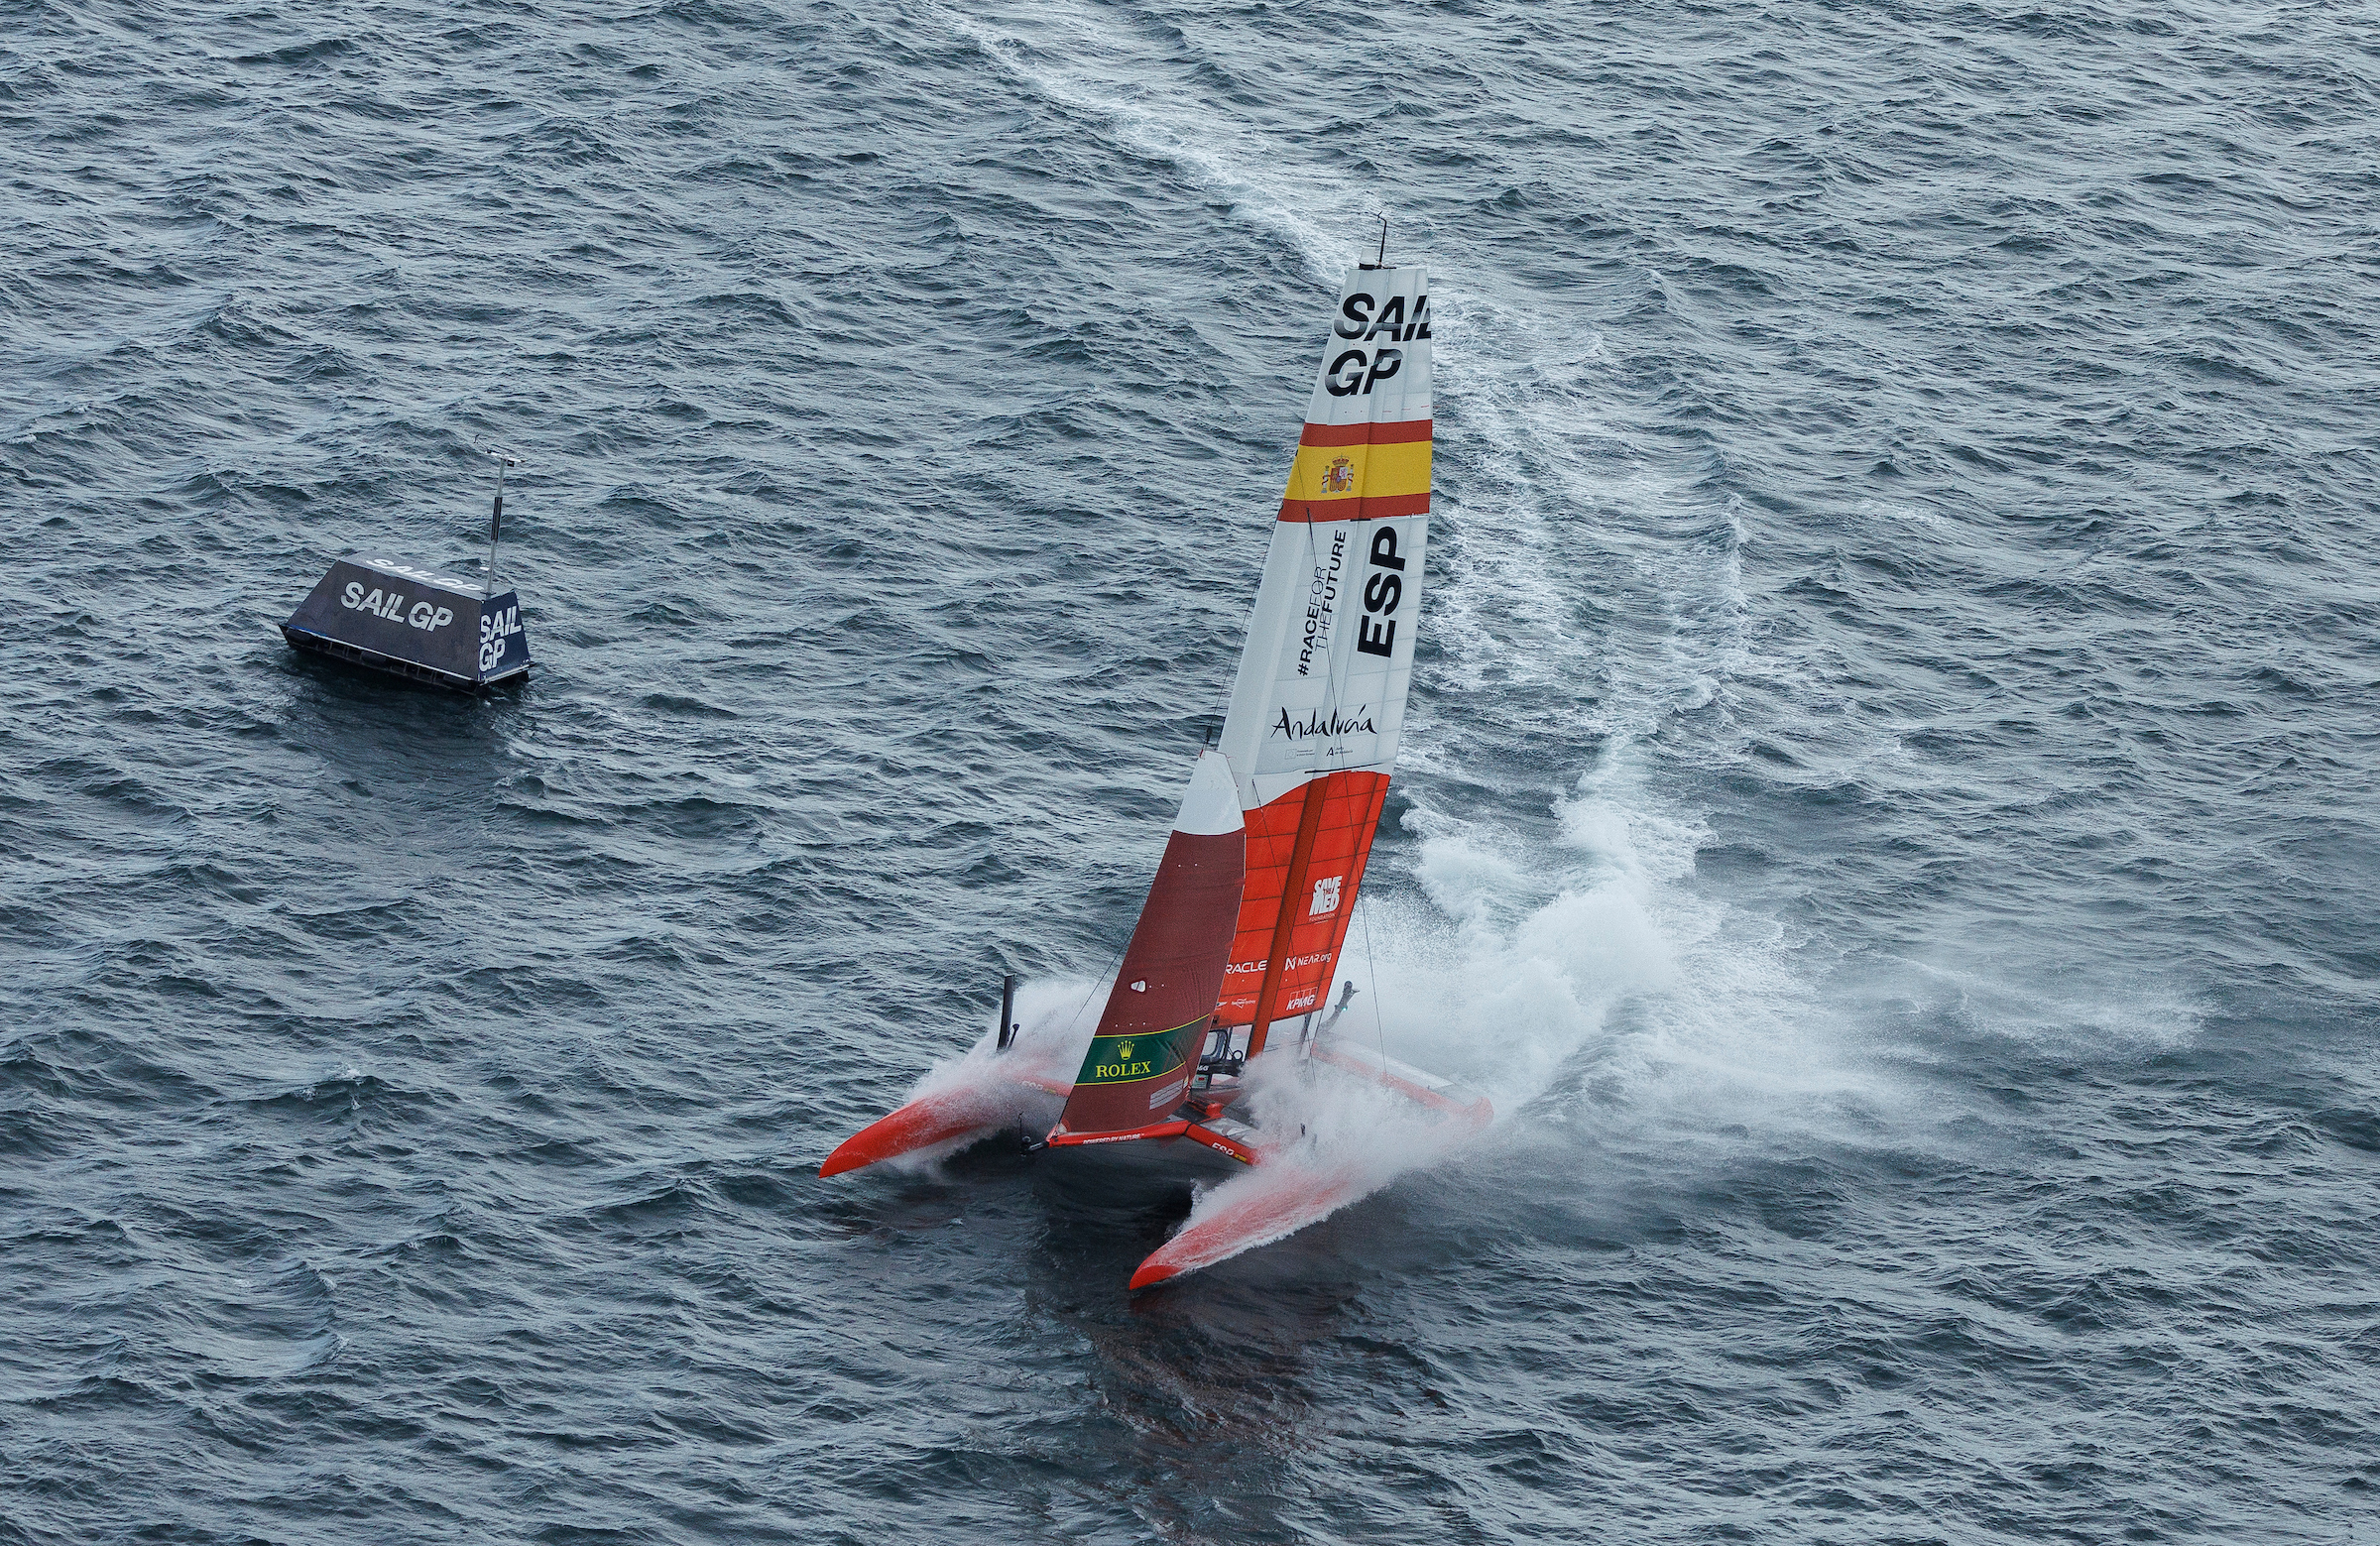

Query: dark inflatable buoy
[280,450,535,691]
[281,557,531,690]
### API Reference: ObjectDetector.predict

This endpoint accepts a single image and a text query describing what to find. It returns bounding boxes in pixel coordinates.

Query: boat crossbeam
[1039,1115,1260,1166]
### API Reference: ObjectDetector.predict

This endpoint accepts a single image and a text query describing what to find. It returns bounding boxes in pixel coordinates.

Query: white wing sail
[1211,264,1433,1048]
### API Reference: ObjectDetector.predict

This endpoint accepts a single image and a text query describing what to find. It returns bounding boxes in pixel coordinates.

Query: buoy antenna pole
[484,449,521,597]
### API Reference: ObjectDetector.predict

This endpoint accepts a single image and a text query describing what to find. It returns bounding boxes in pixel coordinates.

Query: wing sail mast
[1213,263,1434,1059]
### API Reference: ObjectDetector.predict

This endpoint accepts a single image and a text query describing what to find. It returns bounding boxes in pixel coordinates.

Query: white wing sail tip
[1302,265,1434,429]
[1171,750,1245,836]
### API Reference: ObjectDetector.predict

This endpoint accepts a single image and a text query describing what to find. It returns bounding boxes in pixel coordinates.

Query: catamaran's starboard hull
[1128,1044,1491,1291]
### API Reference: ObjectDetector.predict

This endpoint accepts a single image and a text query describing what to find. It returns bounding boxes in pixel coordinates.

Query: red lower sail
[1053,751,1247,1137]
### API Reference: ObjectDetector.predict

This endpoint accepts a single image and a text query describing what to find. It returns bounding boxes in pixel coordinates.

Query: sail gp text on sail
[1321,290,1433,399]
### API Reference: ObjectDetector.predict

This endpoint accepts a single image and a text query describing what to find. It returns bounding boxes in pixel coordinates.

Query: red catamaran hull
[1130,1044,1490,1290]
[818,1067,1068,1177]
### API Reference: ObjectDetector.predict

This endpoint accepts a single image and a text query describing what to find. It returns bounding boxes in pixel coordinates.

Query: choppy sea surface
[6,1,2379,1540]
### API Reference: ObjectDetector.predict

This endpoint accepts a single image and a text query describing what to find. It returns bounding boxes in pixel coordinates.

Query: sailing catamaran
[822,249,1489,1288]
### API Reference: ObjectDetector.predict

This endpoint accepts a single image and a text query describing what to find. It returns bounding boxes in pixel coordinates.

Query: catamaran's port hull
[818,1074,1066,1177]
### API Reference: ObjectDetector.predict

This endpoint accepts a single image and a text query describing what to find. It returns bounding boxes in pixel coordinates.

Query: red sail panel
[1213,770,1389,1029]
[1058,754,1248,1135]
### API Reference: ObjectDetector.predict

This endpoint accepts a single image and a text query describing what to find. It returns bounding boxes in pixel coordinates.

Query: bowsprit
[277,451,536,691]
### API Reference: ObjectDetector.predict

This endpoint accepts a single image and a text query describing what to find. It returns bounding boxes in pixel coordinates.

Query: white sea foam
[940,4,1361,278]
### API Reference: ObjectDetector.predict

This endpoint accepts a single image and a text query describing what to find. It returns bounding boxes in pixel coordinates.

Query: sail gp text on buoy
[340,582,453,634]
[478,603,524,673]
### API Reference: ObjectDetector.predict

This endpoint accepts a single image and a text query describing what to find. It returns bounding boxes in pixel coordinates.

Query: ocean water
[4,0,2377,1540]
